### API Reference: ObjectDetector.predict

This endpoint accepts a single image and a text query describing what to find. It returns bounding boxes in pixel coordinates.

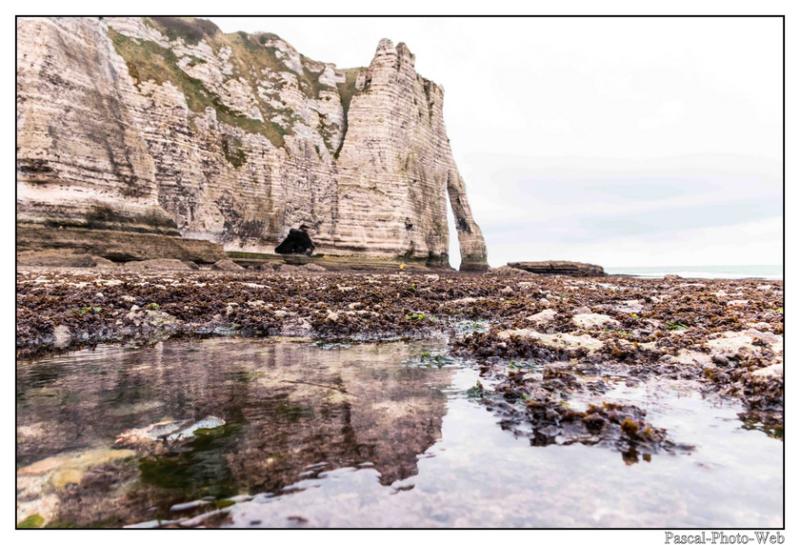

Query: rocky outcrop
[17,223,225,263]
[16,17,488,270]
[16,250,116,268]
[507,261,606,277]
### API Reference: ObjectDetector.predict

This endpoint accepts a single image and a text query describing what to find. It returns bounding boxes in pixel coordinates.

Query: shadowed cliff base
[275,227,315,256]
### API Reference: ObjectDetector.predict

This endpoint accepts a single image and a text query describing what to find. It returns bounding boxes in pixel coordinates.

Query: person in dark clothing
[275,224,315,256]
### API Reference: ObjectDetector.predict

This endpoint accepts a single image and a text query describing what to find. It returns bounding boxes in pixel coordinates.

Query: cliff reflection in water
[16,339,453,526]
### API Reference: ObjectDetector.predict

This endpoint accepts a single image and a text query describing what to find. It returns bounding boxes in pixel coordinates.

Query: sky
[211,17,783,268]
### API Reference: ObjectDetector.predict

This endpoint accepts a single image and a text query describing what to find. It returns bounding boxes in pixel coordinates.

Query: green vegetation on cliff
[146,17,220,45]
[108,17,374,157]
[108,28,288,148]
[109,20,366,156]
[221,134,247,168]
[334,67,364,157]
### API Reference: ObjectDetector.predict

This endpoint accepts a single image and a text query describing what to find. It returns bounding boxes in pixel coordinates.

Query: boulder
[212,259,244,271]
[508,261,606,277]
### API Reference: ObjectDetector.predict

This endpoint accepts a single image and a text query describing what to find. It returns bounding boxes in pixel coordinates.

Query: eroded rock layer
[16,16,488,270]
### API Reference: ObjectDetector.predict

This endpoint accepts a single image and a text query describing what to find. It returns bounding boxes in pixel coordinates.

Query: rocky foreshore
[17,265,784,441]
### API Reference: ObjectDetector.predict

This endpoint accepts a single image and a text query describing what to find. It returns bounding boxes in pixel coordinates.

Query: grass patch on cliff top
[223,32,335,101]
[109,28,288,148]
[110,23,366,153]
[145,17,220,45]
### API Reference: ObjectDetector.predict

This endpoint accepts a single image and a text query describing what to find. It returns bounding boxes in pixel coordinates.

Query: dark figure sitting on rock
[275,225,315,256]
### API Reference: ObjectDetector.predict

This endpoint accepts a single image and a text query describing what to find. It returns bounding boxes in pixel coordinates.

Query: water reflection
[17,339,452,526]
[227,370,783,528]
[16,338,783,528]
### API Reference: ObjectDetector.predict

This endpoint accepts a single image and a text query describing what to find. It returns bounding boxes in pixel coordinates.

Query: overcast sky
[211,17,782,268]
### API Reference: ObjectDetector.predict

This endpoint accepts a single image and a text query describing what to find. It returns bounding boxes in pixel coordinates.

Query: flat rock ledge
[508,260,606,277]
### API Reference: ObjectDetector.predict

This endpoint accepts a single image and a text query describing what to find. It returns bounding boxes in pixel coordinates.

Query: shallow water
[16,338,782,528]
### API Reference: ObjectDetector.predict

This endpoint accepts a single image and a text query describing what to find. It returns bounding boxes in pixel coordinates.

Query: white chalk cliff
[16,17,488,270]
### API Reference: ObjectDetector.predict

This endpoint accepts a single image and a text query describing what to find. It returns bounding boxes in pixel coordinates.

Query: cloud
[453,152,781,266]
[486,216,782,268]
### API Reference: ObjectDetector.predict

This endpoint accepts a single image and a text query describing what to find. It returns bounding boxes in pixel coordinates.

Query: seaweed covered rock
[508,261,606,277]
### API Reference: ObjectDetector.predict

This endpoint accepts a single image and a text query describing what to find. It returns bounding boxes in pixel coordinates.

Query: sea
[605,265,782,280]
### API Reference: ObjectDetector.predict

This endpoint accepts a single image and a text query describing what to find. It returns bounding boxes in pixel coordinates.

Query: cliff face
[16,17,488,270]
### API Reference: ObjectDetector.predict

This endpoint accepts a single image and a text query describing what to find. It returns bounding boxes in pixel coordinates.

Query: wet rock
[532,398,688,455]
[488,265,531,276]
[726,299,749,307]
[752,363,783,379]
[124,305,178,334]
[166,416,226,441]
[572,312,619,329]
[478,360,692,460]
[497,329,604,353]
[445,296,483,306]
[17,447,137,526]
[170,499,212,513]
[52,325,72,349]
[177,507,232,528]
[706,329,783,360]
[18,250,116,268]
[213,259,244,271]
[508,261,605,277]
[280,317,313,337]
[525,309,557,324]
[668,349,713,367]
[711,354,732,367]
[114,420,183,448]
[614,299,644,314]
[18,448,136,486]
[115,416,225,451]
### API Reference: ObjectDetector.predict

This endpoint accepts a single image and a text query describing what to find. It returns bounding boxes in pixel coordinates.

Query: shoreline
[16,266,783,432]
[16,265,784,527]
